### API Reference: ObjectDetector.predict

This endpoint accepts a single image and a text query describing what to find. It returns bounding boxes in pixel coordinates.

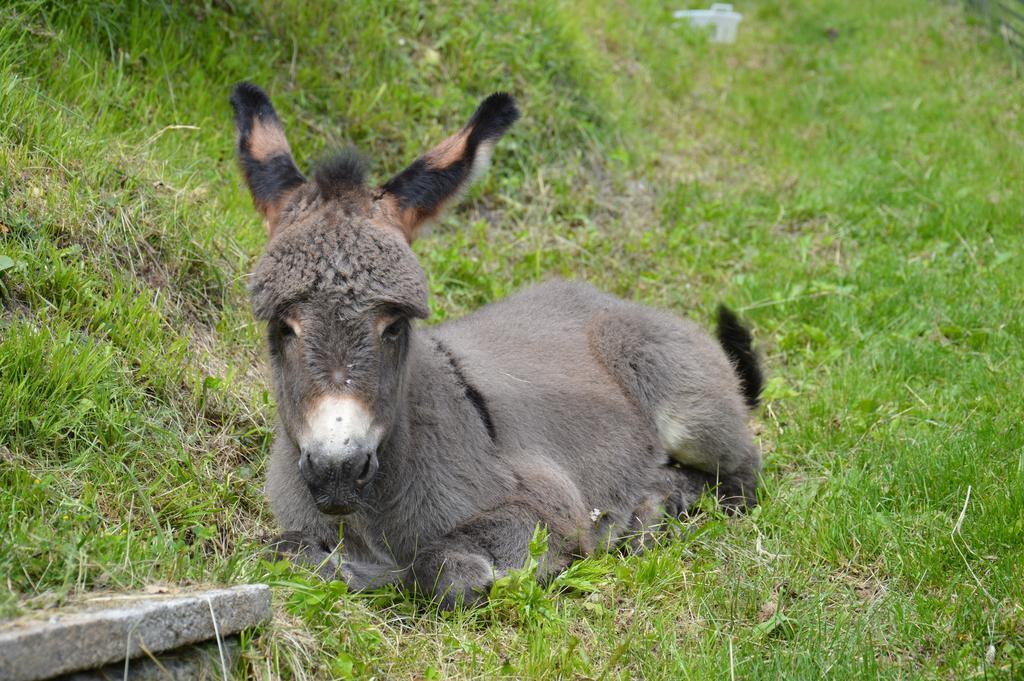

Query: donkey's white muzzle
[299,394,381,457]
[297,395,382,512]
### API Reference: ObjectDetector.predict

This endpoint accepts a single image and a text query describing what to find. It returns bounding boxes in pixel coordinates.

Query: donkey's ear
[230,82,306,234]
[380,93,519,243]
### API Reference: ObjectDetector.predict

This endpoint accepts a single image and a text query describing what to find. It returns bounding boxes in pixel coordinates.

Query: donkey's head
[231,83,518,515]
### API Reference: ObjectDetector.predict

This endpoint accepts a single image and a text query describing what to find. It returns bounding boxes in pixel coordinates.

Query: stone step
[0,585,271,681]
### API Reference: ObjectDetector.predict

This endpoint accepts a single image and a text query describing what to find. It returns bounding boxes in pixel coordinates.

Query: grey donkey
[230,83,764,609]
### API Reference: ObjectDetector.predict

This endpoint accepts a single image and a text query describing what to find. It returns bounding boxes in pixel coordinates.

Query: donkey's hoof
[413,549,494,610]
[712,471,761,512]
[266,531,341,580]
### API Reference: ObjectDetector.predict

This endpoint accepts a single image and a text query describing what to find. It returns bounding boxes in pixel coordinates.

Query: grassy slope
[1,0,1022,678]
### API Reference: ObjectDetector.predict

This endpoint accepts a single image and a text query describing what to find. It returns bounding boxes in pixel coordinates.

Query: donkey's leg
[624,464,721,553]
[267,531,405,590]
[589,309,761,508]
[408,501,575,610]
[660,464,718,518]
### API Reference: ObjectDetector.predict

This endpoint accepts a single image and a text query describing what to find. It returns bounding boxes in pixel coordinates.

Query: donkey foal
[230,83,764,609]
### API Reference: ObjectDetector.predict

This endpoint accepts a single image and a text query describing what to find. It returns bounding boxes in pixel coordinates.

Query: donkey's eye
[381,319,405,343]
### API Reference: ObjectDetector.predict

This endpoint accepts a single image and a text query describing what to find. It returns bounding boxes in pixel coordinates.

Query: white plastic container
[673,4,743,44]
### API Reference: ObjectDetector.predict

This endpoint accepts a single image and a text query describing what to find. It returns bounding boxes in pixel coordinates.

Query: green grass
[1,0,1022,678]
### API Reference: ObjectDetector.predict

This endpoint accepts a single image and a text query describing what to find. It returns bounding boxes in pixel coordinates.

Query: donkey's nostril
[354,451,378,490]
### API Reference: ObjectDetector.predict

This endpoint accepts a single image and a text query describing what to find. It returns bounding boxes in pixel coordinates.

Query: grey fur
[231,85,763,609]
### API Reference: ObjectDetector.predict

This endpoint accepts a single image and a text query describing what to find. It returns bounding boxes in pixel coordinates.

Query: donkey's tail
[716,305,763,410]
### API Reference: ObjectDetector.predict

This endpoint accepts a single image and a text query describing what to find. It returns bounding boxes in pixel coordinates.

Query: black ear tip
[230,82,270,111]
[230,83,281,136]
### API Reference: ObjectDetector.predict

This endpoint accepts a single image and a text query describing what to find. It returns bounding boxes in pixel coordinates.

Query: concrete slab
[58,638,241,681]
[0,585,270,681]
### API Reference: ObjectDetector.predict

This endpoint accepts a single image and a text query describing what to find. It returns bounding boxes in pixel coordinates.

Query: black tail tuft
[466,92,520,146]
[716,305,763,409]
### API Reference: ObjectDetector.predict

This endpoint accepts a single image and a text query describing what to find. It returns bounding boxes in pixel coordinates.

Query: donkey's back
[432,277,761,521]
